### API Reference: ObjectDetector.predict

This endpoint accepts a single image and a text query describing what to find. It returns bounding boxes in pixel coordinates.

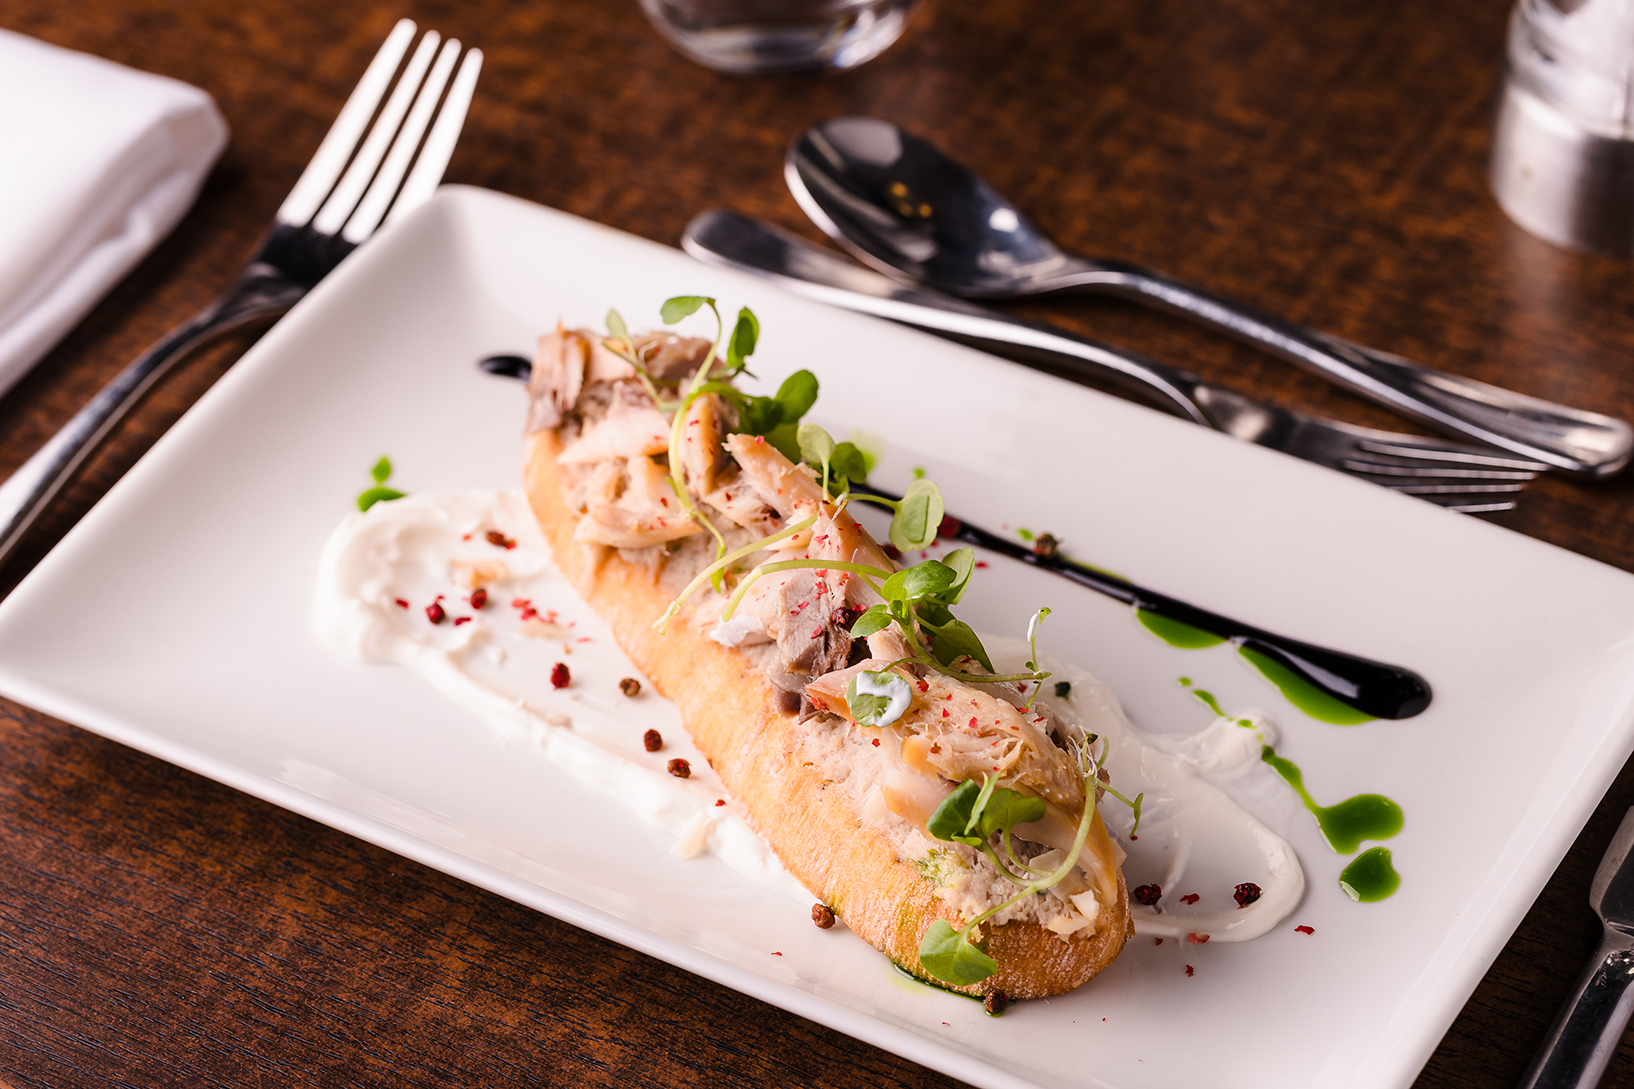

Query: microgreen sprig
[357,456,405,511]
[716,551,1050,687]
[797,422,932,550]
[603,309,673,412]
[797,423,869,500]
[655,511,819,632]
[627,303,1049,694]
[916,735,1142,987]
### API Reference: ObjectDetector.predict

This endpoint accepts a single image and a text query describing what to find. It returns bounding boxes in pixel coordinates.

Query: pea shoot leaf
[890,479,944,552]
[357,486,404,512]
[978,789,1046,838]
[798,422,835,472]
[724,370,819,462]
[764,423,801,462]
[774,369,818,419]
[903,560,956,600]
[725,307,759,372]
[605,308,631,350]
[370,457,392,484]
[829,441,869,492]
[927,778,1046,846]
[660,296,711,324]
[922,614,994,672]
[849,604,893,639]
[918,920,999,986]
[939,548,975,606]
[926,780,984,846]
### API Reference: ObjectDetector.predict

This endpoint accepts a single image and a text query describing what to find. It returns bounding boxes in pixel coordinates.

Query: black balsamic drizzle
[852,484,1430,721]
[479,354,533,380]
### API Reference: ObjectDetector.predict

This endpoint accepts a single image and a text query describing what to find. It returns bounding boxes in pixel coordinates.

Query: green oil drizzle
[1260,746,1403,854]
[1178,676,1236,719]
[1138,609,1227,649]
[1339,848,1400,902]
[1238,646,1375,725]
[890,963,1003,1013]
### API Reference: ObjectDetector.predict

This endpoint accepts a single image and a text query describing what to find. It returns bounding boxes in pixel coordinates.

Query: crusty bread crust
[525,430,1130,998]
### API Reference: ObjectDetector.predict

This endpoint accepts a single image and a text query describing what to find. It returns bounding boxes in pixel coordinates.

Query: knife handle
[1518,933,1634,1089]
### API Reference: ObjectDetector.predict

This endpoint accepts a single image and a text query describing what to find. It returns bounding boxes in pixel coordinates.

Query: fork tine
[311,29,441,236]
[1430,499,1519,514]
[1384,481,1528,496]
[1341,459,1538,481]
[1331,431,1546,509]
[277,19,417,227]
[1356,438,1549,471]
[385,47,483,227]
[342,38,462,244]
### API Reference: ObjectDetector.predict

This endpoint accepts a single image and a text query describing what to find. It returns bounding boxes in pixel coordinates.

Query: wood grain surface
[3,0,1634,1085]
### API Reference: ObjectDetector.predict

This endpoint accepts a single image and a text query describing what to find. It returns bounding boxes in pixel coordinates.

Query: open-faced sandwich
[520,297,1138,998]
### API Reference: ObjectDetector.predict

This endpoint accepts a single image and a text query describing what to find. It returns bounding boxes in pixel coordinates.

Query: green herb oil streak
[1176,676,1226,717]
[1138,611,1375,725]
[1137,609,1225,649]
[890,964,1004,1014]
[1339,848,1400,902]
[1239,647,1376,725]
[1260,746,1403,855]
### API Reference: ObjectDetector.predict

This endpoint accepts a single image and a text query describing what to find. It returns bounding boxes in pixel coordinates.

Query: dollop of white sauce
[311,489,804,900]
[314,490,1304,941]
[853,670,913,727]
[988,642,1306,942]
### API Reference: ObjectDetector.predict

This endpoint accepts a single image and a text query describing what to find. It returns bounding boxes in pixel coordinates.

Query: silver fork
[681,210,1546,514]
[0,20,482,568]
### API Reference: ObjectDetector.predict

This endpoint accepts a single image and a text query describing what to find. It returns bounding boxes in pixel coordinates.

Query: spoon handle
[1055,260,1631,478]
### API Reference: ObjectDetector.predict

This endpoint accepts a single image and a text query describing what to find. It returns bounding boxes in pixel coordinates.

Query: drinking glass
[638,0,922,74]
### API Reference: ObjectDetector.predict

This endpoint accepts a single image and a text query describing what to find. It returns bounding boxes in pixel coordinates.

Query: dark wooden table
[4,1,1634,1085]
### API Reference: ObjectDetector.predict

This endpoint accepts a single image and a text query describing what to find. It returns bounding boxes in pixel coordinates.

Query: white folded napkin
[0,30,228,395]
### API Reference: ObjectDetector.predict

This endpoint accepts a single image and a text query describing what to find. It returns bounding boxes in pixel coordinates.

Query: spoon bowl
[788,116,1074,295]
[786,117,1634,478]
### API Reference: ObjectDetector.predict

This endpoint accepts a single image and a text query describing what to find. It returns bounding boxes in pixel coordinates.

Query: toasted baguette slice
[525,429,1130,998]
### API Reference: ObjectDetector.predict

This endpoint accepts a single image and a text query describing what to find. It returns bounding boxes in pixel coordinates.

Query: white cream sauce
[312,489,1305,940]
[992,644,1306,941]
[311,488,805,900]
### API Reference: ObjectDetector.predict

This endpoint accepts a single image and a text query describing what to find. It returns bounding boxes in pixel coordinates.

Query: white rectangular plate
[2,186,1633,1089]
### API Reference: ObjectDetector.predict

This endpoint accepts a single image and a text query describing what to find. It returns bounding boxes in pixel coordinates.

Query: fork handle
[0,265,304,568]
[1051,260,1633,478]
[1518,931,1634,1089]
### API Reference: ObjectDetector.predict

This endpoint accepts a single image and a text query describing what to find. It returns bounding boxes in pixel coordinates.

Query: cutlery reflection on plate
[678,209,1547,514]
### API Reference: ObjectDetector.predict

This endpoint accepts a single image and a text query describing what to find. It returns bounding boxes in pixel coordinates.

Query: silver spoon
[786,117,1633,479]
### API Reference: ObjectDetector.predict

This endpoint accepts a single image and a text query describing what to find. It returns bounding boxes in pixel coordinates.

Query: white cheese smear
[312,488,1305,940]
